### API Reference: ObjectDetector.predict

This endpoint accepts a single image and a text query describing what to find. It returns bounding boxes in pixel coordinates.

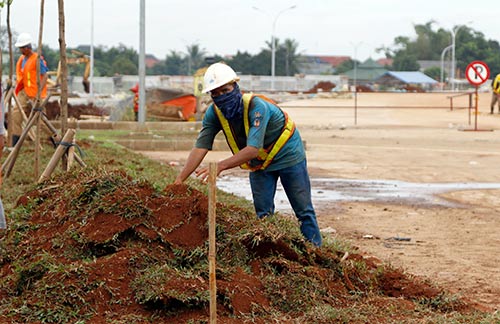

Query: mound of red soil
[307,81,336,93]
[0,170,477,323]
[44,101,108,120]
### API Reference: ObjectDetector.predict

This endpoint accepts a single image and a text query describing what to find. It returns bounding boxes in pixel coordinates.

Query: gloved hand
[14,82,24,95]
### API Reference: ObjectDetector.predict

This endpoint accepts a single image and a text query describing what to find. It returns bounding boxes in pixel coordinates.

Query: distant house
[377,58,393,68]
[343,58,388,85]
[297,55,351,74]
[375,71,438,91]
[145,54,160,68]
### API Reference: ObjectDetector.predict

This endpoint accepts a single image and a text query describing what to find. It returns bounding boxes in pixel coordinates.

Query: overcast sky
[2,0,499,62]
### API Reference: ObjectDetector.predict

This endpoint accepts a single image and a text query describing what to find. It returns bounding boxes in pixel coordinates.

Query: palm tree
[185,44,206,75]
[282,38,300,76]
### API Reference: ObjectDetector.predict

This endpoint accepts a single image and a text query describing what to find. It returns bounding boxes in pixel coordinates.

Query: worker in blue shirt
[174,62,322,247]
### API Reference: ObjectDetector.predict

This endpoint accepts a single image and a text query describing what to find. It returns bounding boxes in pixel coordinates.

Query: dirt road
[141,92,500,311]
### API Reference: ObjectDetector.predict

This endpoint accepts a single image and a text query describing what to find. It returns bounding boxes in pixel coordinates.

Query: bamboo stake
[34,0,46,180]
[58,0,69,170]
[11,92,38,142]
[6,1,14,147]
[2,93,55,177]
[2,109,39,177]
[208,162,217,324]
[40,114,86,168]
[34,107,41,179]
[65,140,75,171]
[38,128,75,183]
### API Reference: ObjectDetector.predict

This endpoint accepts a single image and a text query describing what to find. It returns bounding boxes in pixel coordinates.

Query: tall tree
[281,38,300,76]
[384,21,500,74]
[185,44,206,75]
[57,0,68,137]
[164,51,185,75]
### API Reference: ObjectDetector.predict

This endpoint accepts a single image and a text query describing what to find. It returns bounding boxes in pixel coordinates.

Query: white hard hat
[15,33,33,48]
[202,62,239,93]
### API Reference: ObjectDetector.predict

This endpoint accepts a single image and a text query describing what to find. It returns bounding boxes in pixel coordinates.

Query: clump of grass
[0,139,496,323]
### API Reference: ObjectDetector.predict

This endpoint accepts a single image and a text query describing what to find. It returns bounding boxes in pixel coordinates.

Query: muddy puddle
[217,177,500,212]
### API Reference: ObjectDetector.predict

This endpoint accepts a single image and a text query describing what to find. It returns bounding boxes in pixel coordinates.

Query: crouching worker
[174,62,322,247]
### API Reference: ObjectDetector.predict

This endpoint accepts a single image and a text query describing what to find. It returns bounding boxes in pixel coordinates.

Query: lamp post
[450,22,472,91]
[440,44,452,90]
[252,5,296,91]
[351,42,362,125]
[90,0,94,98]
[138,0,146,124]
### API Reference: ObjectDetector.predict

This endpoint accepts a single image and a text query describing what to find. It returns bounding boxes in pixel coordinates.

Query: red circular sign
[465,61,490,86]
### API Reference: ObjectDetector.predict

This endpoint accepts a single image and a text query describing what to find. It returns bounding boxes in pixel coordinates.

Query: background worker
[490,72,500,114]
[130,83,139,121]
[12,32,49,146]
[174,62,322,247]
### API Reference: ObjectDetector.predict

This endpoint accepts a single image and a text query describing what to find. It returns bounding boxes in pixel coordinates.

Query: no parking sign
[465,61,490,86]
[463,60,493,132]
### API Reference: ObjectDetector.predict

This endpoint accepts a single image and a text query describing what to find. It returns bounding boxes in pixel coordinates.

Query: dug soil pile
[0,170,484,323]
[44,101,108,120]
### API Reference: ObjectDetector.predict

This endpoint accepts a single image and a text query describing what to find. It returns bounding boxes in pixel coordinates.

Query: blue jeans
[249,160,322,247]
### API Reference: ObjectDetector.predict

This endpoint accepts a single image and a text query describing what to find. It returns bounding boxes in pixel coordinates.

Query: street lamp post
[351,42,362,125]
[90,0,94,98]
[440,44,453,90]
[253,5,296,91]
[449,23,471,91]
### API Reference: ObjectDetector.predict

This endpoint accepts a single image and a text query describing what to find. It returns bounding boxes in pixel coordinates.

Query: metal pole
[440,45,452,90]
[271,30,275,91]
[253,5,296,92]
[450,23,471,91]
[138,0,146,123]
[451,28,456,91]
[474,86,478,130]
[354,57,358,125]
[271,5,296,92]
[90,0,94,98]
[351,42,362,126]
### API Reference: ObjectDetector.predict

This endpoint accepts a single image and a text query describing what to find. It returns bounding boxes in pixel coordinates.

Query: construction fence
[67,74,349,95]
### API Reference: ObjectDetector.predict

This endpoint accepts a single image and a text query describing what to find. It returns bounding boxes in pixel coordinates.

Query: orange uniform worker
[130,83,139,121]
[12,32,49,146]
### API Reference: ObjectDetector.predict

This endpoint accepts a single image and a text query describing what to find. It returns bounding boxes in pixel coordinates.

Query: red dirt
[307,81,336,93]
[0,169,484,322]
[44,101,108,120]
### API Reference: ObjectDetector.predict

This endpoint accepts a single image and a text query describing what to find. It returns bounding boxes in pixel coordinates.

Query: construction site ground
[138,92,500,312]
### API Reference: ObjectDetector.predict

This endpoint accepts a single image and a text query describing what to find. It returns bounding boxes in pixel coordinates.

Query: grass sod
[0,139,498,322]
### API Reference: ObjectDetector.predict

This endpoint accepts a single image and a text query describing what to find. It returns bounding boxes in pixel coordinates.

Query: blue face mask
[212,83,243,121]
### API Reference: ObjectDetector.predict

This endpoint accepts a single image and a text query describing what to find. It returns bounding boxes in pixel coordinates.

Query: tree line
[2,21,500,81]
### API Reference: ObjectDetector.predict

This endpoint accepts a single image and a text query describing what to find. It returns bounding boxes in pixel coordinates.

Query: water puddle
[216,177,500,212]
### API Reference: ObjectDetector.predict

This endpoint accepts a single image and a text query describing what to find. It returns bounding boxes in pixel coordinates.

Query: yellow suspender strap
[260,114,295,169]
[214,106,239,155]
[215,94,296,171]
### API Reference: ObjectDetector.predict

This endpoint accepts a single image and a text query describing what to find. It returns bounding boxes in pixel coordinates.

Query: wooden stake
[11,92,38,142]
[38,128,75,183]
[208,162,217,324]
[65,140,75,171]
[40,114,86,168]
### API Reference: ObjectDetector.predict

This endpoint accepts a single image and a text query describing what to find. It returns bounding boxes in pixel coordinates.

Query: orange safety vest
[214,93,295,171]
[16,53,47,99]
